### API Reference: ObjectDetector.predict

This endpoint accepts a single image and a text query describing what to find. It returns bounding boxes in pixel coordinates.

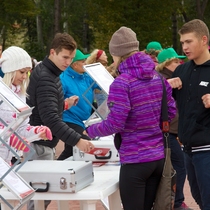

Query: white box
[16,160,94,193]
[73,136,120,162]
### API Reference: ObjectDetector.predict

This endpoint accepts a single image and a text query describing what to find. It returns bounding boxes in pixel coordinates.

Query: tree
[54,0,61,34]
[0,0,37,48]
[196,0,208,20]
[1,0,210,61]
[86,0,180,51]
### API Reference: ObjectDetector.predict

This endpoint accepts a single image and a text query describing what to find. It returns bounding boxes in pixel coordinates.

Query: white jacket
[0,84,40,163]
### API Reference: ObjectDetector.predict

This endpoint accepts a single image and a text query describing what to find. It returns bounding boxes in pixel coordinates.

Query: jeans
[94,92,107,106]
[184,150,210,210]
[170,133,186,208]
[119,159,164,210]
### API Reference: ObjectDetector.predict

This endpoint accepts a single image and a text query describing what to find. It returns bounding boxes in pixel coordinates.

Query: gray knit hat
[109,26,139,57]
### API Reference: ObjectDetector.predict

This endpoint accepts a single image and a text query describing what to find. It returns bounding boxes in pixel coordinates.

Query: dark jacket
[26,57,81,148]
[159,68,178,135]
[172,60,210,149]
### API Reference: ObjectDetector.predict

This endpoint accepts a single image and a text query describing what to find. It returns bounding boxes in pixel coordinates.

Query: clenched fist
[167,77,182,90]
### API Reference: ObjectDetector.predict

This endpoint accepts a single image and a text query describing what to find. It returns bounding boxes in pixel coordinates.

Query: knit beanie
[109,26,139,57]
[0,46,32,74]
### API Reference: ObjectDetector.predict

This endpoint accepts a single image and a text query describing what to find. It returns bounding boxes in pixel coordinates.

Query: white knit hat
[0,46,32,74]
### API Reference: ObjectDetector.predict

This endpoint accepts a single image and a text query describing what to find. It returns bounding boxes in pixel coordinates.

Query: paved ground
[20,140,200,210]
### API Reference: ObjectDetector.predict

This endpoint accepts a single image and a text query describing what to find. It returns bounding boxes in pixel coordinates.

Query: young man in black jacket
[168,19,210,210]
[25,33,94,210]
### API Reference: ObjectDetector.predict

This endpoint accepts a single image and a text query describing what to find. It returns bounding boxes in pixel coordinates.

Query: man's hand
[202,94,210,108]
[167,77,182,89]
[76,139,95,153]
[83,130,88,136]
[65,95,79,109]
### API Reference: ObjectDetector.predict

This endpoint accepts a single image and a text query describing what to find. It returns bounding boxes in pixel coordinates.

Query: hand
[167,77,182,90]
[10,134,30,152]
[65,95,79,109]
[76,139,95,153]
[34,126,53,140]
[83,130,88,136]
[202,94,210,108]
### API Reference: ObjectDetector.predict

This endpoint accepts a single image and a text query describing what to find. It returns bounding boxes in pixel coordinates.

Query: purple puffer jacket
[87,52,176,164]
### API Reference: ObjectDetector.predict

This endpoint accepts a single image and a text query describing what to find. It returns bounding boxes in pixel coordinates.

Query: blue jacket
[60,66,99,128]
[0,68,4,78]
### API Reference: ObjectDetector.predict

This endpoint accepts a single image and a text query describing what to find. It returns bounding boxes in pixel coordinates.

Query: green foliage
[24,40,46,61]
[63,0,89,50]
[0,0,210,61]
[85,0,173,56]
[0,0,37,48]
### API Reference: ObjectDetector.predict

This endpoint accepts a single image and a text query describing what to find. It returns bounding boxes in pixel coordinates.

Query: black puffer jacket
[27,57,81,148]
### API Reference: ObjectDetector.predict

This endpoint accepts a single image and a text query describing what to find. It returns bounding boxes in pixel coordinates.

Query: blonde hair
[109,51,137,78]
[2,71,29,95]
[156,58,179,71]
[86,49,108,67]
[144,49,161,57]
[106,63,119,78]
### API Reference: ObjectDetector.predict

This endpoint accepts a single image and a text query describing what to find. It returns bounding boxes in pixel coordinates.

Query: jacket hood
[118,52,155,80]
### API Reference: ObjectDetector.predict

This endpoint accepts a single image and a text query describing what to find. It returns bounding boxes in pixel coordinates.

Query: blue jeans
[94,92,107,106]
[170,133,186,208]
[184,150,210,210]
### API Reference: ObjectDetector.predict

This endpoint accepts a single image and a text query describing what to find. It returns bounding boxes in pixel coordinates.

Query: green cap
[157,48,186,63]
[72,49,90,63]
[146,41,162,52]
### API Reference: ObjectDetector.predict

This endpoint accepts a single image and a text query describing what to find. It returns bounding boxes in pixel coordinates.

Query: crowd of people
[1,18,210,210]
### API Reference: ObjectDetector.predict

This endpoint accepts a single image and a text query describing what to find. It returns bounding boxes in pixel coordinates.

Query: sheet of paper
[0,80,29,112]
[83,63,114,94]
[0,157,34,199]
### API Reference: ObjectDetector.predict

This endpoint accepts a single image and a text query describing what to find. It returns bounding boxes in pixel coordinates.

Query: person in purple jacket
[86,26,176,210]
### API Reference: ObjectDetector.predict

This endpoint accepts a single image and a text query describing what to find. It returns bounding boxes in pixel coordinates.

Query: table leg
[100,198,109,210]
[108,189,122,210]
[34,200,45,210]
[57,200,69,210]
[79,200,97,210]
[0,201,16,210]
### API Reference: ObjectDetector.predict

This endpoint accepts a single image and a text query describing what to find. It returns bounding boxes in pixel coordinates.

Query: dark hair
[179,19,209,42]
[51,33,77,54]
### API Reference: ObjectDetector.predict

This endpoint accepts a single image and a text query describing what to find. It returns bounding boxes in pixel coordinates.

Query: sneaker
[174,202,193,210]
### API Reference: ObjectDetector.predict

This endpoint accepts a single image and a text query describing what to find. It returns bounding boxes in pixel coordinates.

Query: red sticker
[87,147,110,156]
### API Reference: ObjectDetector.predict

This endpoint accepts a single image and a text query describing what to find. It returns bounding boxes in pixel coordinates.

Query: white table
[0,170,121,210]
